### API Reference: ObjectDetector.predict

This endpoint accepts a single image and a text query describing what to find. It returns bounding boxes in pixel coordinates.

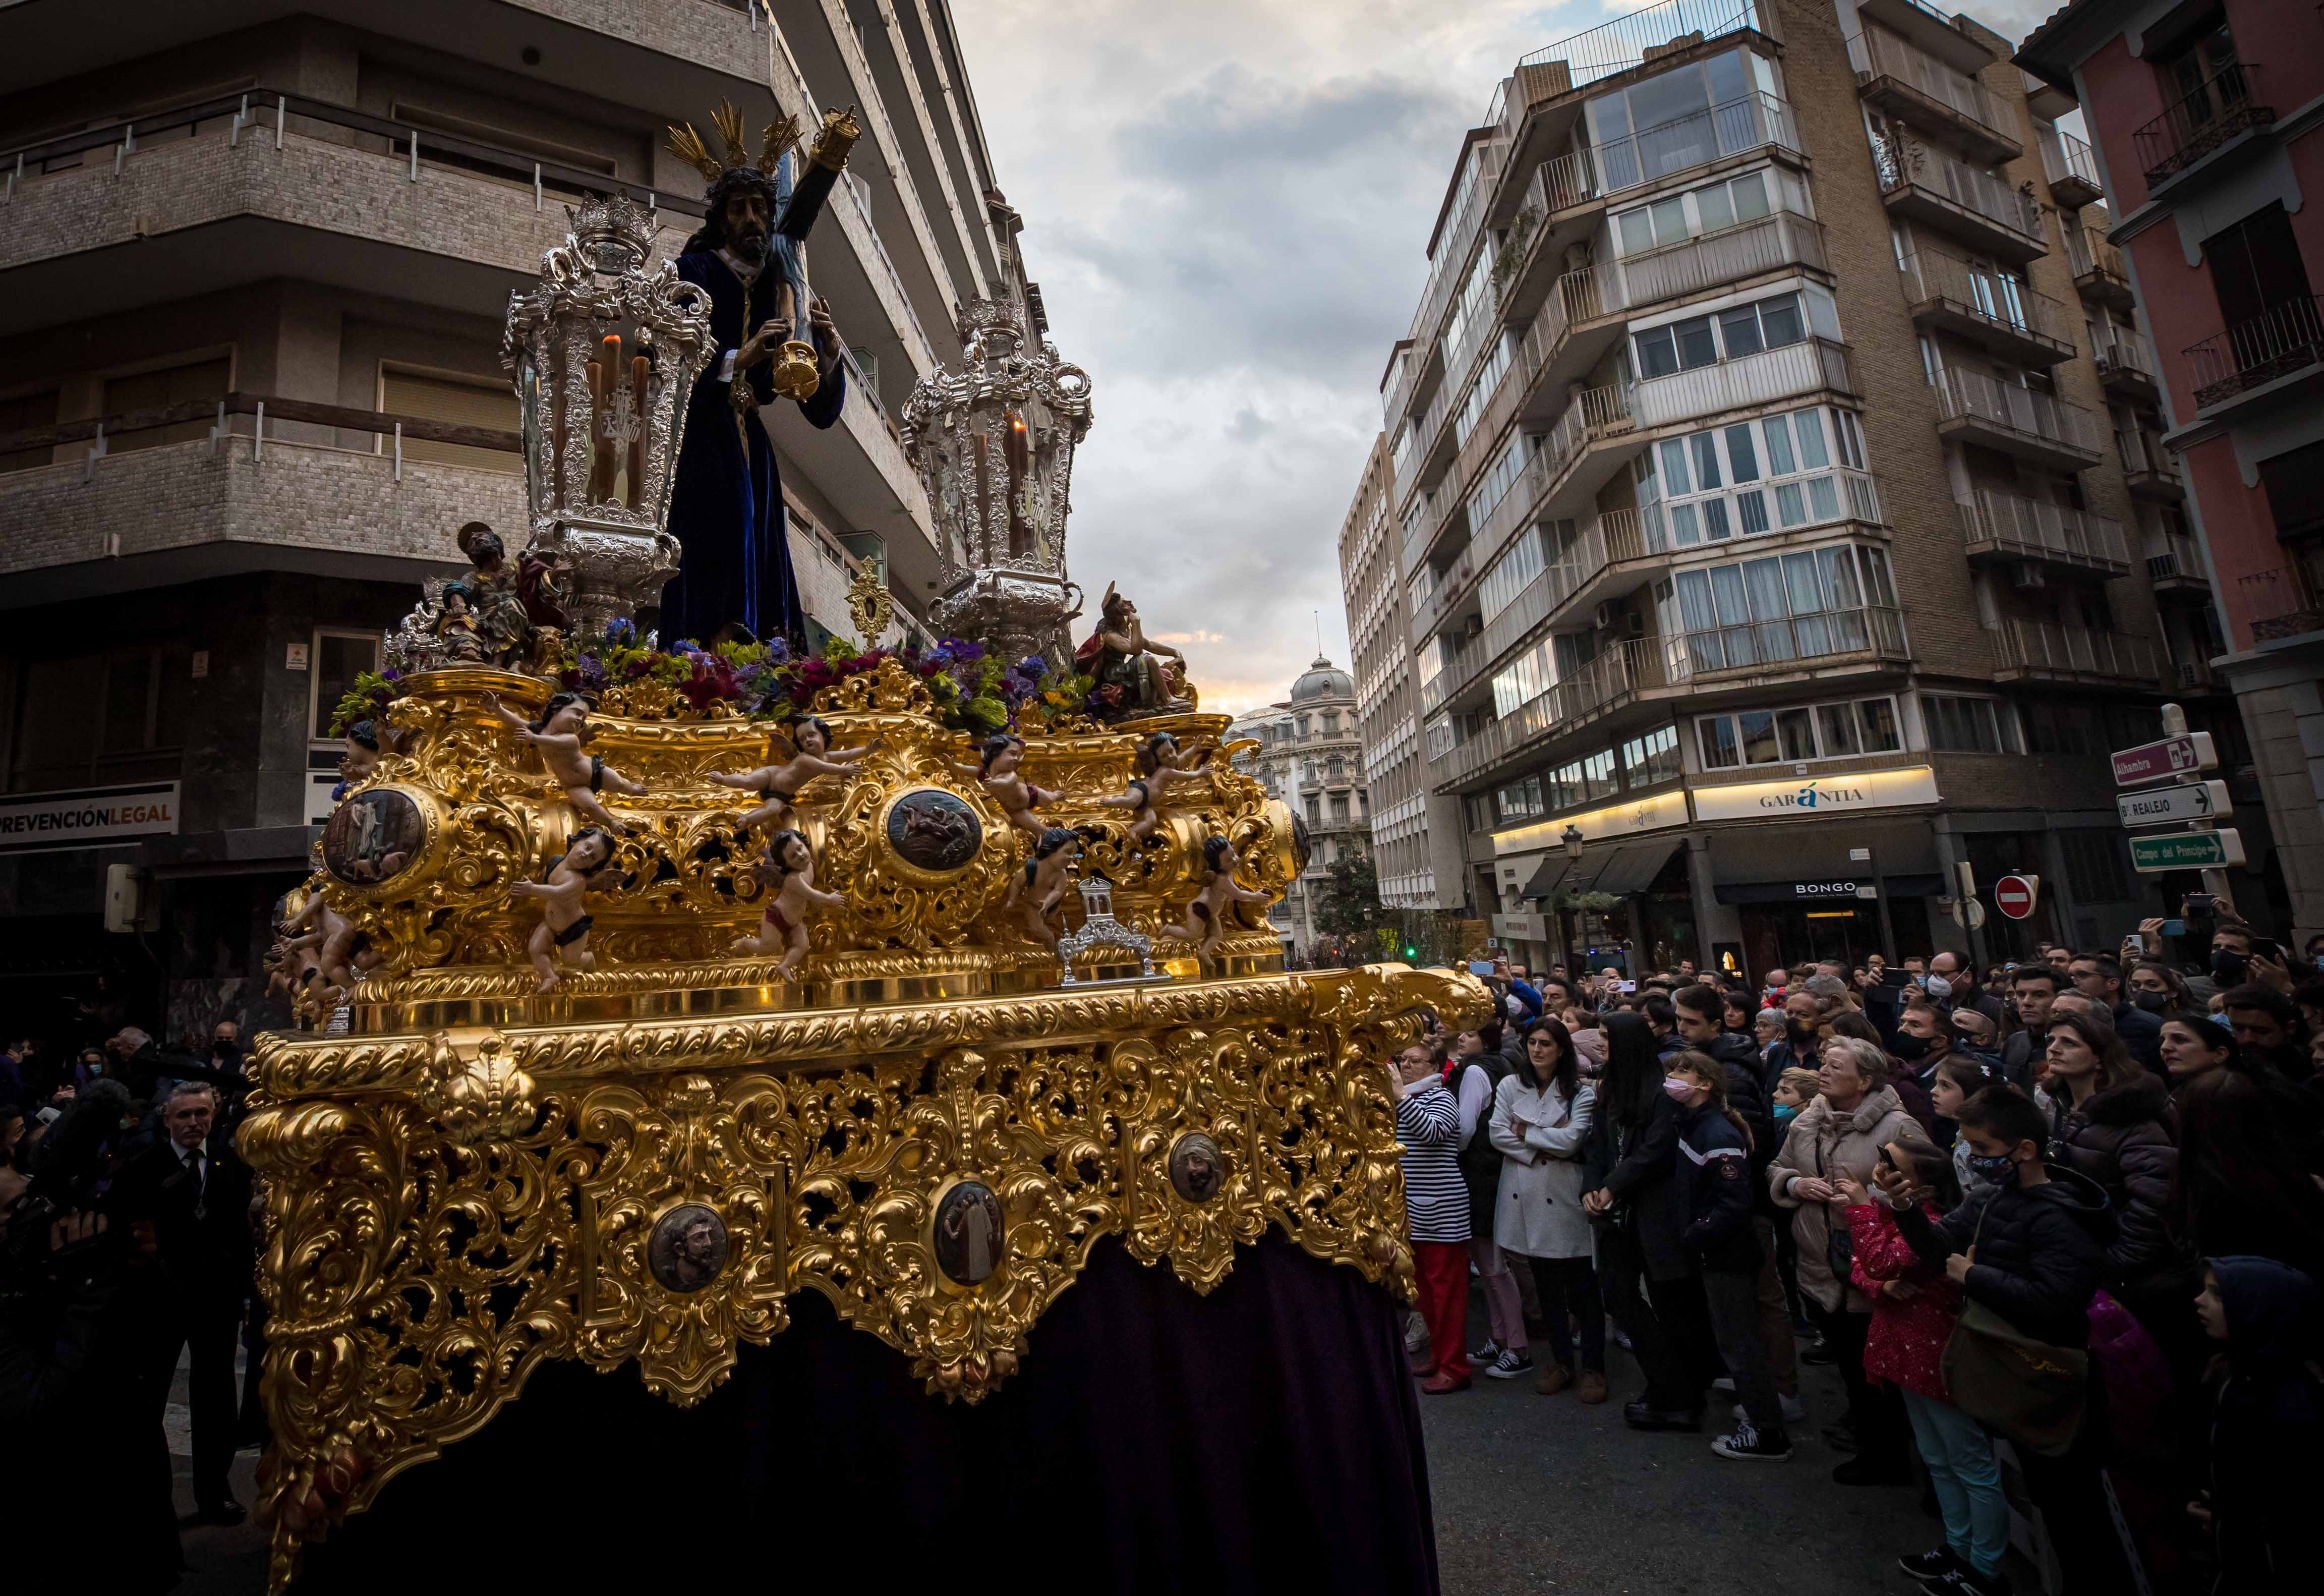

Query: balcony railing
[1400,144,1510,412]
[1423,507,1663,713]
[2094,333,2156,384]
[1932,368,2103,458]
[1848,27,2018,156]
[2240,566,2324,640]
[1957,490,2130,571]
[1591,90,1801,199]
[2186,294,2324,409]
[1635,336,1855,427]
[2146,532,2204,584]
[1672,604,1909,676]
[1989,620,2162,684]
[1502,0,1764,97]
[1610,208,1827,310]
[2134,63,2271,184]
[2115,428,2182,485]
[2037,123,2103,199]
[1898,250,2077,353]
[1873,136,2045,247]
[1431,639,1675,786]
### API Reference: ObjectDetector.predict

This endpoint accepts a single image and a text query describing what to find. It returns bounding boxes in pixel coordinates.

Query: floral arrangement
[331,623,1102,733]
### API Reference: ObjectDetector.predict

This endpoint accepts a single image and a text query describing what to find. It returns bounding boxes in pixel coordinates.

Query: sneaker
[1711,1420,1793,1461]
[1918,1567,2011,1596]
[1711,1376,1737,1393]
[1731,1394,1807,1424]
[1404,1317,1429,1354]
[1473,1338,1502,1363]
[1899,1548,1963,1580]
[1484,1347,1533,1380]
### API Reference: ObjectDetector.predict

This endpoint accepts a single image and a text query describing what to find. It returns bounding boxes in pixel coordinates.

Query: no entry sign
[1993,874,2038,921]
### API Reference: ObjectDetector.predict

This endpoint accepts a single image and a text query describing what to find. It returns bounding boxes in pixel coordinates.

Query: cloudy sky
[949,0,2058,715]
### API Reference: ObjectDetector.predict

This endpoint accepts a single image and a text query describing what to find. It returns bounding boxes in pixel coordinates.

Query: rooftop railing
[2186,294,2324,409]
[2134,62,2271,184]
[1498,0,1763,108]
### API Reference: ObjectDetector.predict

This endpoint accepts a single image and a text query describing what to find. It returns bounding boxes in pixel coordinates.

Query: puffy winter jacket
[1769,1086,1933,1312]
[1893,1164,2116,1348]
[1673,1102,1760,1273]
[2044,1072,2192,1296]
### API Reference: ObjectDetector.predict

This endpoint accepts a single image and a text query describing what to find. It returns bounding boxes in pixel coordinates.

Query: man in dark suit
[109,1080,255,1525]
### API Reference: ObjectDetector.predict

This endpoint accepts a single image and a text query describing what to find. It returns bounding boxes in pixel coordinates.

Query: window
[1585,49,1762,192]
[1329,793,1350,822]
[2201,203,2312,336]
[1632,291,1804,379]
[1304,795,1321,824]
[380,366,521,472]
[1296,716,1311,738]
[1640,407,1868,550]
[1669,545,1897,670]
[1695,696,1902,769]
[12,645,191,792]
[1582,748,1618,800]
[1326,756,1346,781]
[102,356,231,452]
[2023,702,2101,755]
[310,631,382,744]
[1550,759,1586,812]
[1614,171,1773,256]
[2059,828,2131,903]
[1619,724,1682,786]
[1466,432,1531,529]
[1480,523,1555,623]
[1924,694,2021,754]
[1495,777,1544,821]
[0,388,60,473]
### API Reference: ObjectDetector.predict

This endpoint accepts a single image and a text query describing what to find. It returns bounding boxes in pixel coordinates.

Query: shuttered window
[380,367,520,472]
[0,389,59,473]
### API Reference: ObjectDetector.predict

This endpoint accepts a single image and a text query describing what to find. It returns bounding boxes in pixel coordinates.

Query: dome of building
[1289,655,1352,703]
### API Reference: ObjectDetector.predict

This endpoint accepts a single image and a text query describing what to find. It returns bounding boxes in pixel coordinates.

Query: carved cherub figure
[952,733,1060,840]
[483,691,649,835]
[731,828,844,980]
[1171,835,1269,971]
[1002,826,1082,950]
[340,720,382,786]
[1095,731,1212,848]
[509,826,618,992]
[709,713,879,834]
[283,892,367,996]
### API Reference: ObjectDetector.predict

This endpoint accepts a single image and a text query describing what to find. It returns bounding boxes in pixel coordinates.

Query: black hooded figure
[660,104,854,648]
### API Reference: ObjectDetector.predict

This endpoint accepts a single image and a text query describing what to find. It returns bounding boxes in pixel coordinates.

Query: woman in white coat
[1490,1017,1607,1402]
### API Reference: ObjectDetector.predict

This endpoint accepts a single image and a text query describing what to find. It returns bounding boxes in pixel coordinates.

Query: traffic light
[1403,944,1417,960]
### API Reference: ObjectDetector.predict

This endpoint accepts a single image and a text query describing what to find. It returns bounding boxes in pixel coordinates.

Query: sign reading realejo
[0,782,181,856]
[2116,780,2232,828]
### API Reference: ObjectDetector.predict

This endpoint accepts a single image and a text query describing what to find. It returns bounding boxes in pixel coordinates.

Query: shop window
[1924,694,2021,754]
[1495,777,1544,821]
[1583,748,1618,800]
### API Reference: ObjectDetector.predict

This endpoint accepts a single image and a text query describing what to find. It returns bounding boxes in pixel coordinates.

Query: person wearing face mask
[2067,953,2164,1074]
[1761,992,1824,1099]
[2220,985,2314,1084]
[2126,959,2188,1018]
[1928,951,2004,1027]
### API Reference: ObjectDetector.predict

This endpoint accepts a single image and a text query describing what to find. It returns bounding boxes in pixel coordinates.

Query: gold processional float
[242,178,1484,1589]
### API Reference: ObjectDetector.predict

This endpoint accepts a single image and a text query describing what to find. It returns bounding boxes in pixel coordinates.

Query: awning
[1589,840,1682,897]
[1519,856,1575,899]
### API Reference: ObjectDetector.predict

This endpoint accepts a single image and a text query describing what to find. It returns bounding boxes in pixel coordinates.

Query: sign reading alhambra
[0,781,181,854]
[1692,766,1941,824]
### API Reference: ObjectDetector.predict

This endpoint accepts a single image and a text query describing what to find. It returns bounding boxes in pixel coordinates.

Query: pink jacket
[1848,1201,1959,1403]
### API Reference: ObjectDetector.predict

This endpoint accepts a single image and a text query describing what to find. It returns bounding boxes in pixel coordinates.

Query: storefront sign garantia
[1691,765,1940,823]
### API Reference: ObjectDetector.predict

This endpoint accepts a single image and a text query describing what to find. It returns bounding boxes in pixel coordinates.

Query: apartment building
[1353,0,2277,982]
[2019,0,2324,944]
[0,0,1036,1033]
[1340,431,1445,910]
[1227,659,1372,954]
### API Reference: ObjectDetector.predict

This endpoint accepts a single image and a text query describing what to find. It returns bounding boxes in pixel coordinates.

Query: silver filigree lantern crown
[501,193,716,636]
[900,297,1092,669]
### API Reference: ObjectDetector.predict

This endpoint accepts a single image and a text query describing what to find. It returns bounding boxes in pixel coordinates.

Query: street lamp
[1561,823,1585,861]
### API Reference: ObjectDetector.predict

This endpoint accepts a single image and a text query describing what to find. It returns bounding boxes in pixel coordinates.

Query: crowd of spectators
[1393,900,2324,1594]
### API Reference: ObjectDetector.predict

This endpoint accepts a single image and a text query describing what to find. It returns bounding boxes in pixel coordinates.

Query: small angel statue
[731,827,844,981]
[509,826,618,991]
[1002,826,1082,950]
[1095,731,1211,848]
[710,712,879,835]
[1170,835,1269,972]
[953,733,1060,841]
[484,691,650,834]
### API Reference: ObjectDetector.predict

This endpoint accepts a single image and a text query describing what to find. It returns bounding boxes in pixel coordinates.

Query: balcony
[2240,566,2324,642]
[1932,368,2104,473]
[2114,428,2185,501]
[0,431,524,601]
[2037,124,2104,208]
[2134,63,2273,189]
[1899,251,2077,367]
[1669,604,1911,682]
[1989,620,2163,687]
[1430,639,1679,790]
[1588,90,1802,205]
[2185,294,2324,413]
[1875,136,2047,264]
[1635,336,1856,428]
[2094,335,2160,406]
[1856,0,2000,76]
[2063,224,2134,309]
[2145,532,2210,597]
[1849,27,2021,166]
[2171,656,2216,693]
[1957,490,2131,579]
[1608,208,1829,315]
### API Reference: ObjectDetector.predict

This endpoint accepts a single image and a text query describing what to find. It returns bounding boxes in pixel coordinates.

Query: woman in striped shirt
[1396,1042,1473,1394]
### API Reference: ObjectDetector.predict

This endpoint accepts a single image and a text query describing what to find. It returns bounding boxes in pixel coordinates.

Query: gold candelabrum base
[243,659,1487,1591]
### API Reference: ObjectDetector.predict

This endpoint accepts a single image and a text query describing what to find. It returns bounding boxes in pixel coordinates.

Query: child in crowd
[2191,1256,2321,1593]
[1850,1141,2007,1596]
